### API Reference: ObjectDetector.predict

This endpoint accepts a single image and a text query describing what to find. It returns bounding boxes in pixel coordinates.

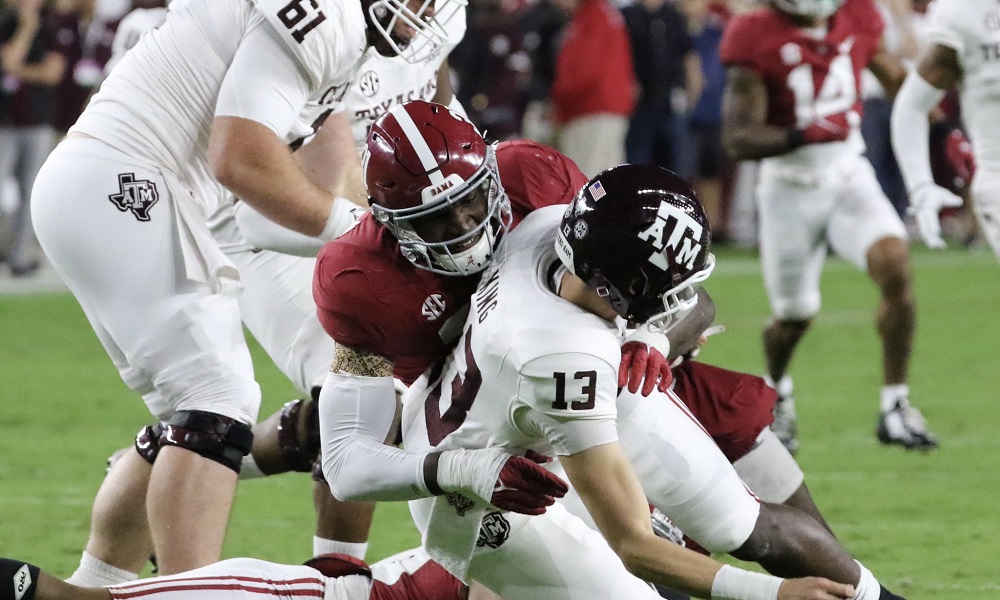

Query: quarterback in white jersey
[30,0,461,579]
[891,0,1000,259]
[400,166,897,600]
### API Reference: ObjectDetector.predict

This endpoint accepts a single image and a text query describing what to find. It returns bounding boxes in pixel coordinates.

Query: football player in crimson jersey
[891,0,999,259]
[1,549,468,600]
[719,0,938,453]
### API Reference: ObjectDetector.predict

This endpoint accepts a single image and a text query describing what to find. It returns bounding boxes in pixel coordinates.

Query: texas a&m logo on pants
[109,173,159,222]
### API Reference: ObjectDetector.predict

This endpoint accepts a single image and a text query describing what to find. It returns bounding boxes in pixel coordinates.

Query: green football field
[1,245,998,598]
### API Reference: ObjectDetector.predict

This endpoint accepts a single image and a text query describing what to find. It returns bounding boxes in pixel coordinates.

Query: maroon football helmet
[555,165,715,332]
[364,100,511,276]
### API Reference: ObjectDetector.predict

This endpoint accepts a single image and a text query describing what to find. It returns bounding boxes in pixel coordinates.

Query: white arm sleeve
[319,372,435,501]
[233,196,358,256]
[890,70,947,193]
[215,18,312,138]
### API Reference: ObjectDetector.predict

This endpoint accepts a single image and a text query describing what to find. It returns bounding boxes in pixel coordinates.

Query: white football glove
[907,183,964,249]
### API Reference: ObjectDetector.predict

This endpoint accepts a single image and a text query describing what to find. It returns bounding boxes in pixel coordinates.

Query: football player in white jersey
[891,0,1000,259]
[28,0,489,581]
[398,165,904,600]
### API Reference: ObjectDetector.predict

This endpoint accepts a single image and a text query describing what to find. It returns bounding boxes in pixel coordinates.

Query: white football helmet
[770,0,844,20]
[366,0,467,64]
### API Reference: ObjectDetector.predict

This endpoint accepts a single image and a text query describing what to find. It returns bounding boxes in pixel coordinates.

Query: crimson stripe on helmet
[387,104,446,188]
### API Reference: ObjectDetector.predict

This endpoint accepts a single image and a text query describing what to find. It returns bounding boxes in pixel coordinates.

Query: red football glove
[491,451,568,515]
[801,110,855,145]
[944,129,976,190]
[619,341,673,396]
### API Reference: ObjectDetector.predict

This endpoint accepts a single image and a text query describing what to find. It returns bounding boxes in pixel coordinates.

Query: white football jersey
[402,205,620,461]
[341,2,467,148]
[72,0,366,211]
[924,0,1000,166]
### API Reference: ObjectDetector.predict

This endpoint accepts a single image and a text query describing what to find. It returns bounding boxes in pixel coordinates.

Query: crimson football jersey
[313,140,588,384]
[719,0,883,129]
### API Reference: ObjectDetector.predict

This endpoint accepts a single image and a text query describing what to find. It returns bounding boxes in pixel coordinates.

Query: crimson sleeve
[718,13,759,69]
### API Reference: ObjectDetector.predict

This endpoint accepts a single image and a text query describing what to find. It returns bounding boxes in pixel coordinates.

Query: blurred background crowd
[0,0,977,279]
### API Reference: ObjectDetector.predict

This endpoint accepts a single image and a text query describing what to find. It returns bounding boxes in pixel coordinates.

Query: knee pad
[277,398,321,473]
[158,410,254,474]
[134,423,165,465]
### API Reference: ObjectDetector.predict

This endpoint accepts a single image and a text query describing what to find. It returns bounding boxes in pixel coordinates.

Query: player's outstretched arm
[318,345,567,512]
[559,444,855,600]
[890,44,965,249]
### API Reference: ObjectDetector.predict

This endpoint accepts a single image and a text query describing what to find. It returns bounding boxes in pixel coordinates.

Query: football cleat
[766,376,799,455]
[876,398,938,450]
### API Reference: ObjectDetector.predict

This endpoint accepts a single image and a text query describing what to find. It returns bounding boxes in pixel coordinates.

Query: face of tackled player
[770,0,845,23]
[362,0,466,63]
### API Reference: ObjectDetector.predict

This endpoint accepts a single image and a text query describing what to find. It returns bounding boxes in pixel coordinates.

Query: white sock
[880,384,909,413]
[65,551,138,586]
[852,560,881,600]
[312,537,368,560]
[764,374,794,399]
[240,455,266,480]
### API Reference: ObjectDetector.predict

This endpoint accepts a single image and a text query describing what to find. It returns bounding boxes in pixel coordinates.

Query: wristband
[319,196,362,242]
[711,564,783,600]
[622,326,670,358]
[0,559,40,600]
[785,128,805,150]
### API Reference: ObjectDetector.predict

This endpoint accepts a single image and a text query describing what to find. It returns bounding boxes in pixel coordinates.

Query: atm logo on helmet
[636,201,704,271]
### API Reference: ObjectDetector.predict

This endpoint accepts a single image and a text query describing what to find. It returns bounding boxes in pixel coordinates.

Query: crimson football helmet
[770,0,844,20]
[363,0,466,63]
[555,165,715,332]
[364,100,511,276]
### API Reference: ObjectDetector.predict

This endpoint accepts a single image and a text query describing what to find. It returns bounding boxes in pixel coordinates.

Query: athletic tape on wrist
[711,564,783,600]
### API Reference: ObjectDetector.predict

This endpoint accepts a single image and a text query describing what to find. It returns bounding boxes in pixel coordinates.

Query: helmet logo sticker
[637,201,704,271]
[588,181,607,200]
[573,220,588,240]
[421,293,447,321]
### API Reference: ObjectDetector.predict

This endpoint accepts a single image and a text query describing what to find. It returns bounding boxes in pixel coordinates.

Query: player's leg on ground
[67,448,153,584]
